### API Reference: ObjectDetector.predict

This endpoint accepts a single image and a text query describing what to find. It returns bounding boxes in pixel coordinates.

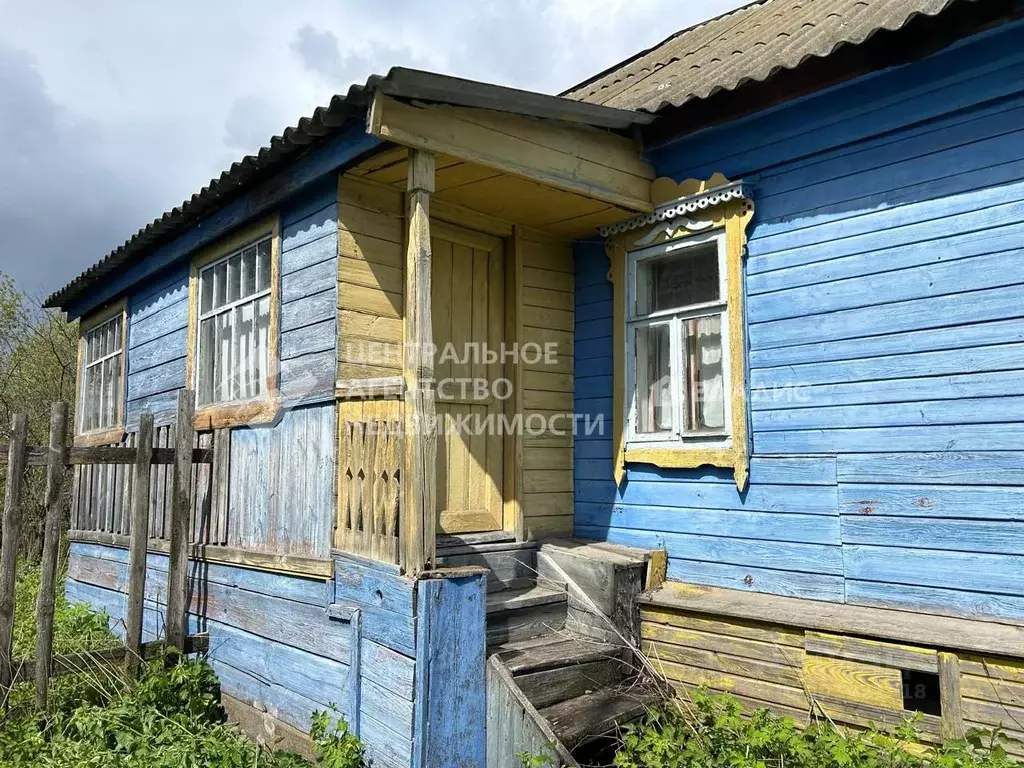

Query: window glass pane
[103,356,119,426]
[681,315,725,432]
[255,295,270,396]
[200,268,214,314]
[238,302,254,399]
[83,367,97,431]
[242,247,256,298]
[85,330,96,365]
[112,317,122,352]
[213,261,228,310]
[257,239,271,292]
[638,241,719,315]
[217,311,233,402]
[227,253,241,303]
[635,324,672,434]
[198,317,216,406]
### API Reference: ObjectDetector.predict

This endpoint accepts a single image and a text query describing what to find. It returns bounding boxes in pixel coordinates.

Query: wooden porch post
[401,149,436,576]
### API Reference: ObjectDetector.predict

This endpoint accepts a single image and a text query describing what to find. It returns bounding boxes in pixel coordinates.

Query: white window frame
[78,313,124,435]
[194,235,273,408]
[625,230,732,451]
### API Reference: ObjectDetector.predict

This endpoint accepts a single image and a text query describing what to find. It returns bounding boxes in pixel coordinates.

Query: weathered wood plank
[34,403,67,709]
[804,631,938,674]
[939,651,965,739]
[0,414,28,690]
[401,149,436,576]
[125,414,154,676]
[804,655,903,710]
[166,390,195,649]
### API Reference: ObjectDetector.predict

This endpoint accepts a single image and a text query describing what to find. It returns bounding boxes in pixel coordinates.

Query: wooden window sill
[642,581,1024,658]
[625,446,747,488]
[74,428,126,448]
[69,530,333,579]
[193,397,281,430]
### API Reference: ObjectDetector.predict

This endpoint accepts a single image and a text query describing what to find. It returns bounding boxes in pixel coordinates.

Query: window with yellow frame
[75,299,128,446]
[604,175,754,490]
[185,213,282,430]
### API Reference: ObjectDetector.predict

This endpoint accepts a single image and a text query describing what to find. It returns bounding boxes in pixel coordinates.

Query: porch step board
[539,683,663,752]
[486,584,567,646]
[437,541,538,593]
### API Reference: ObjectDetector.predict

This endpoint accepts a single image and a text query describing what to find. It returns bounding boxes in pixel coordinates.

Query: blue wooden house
[49,0,1024,764]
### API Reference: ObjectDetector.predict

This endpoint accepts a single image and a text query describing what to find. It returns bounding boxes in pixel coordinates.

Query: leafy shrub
[614,688,1019,768]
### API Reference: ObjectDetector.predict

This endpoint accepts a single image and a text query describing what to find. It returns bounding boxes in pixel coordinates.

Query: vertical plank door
[431,221,505,533]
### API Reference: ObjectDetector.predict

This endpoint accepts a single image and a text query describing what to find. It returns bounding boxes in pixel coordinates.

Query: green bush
[614,688,1019,768]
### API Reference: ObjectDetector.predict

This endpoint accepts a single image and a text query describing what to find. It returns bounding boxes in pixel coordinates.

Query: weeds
[613,688,1019,768]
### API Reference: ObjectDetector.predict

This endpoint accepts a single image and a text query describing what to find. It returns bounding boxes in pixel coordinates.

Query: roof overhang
[367,93,656,212]
[46,67,654,311]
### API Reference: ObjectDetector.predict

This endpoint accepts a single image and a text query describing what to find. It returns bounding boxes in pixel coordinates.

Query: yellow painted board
[339,176,403,216]
[518,241,574,274]
[338,203,404,244]
[339,256,404,295]
[641,622,805,668]
[522,470,573,494]
[659,659,810,712]
[522,304,574,333]
[521,285,573,312]
[522,266,573,294]
[804,655,904,710]
[522,369,574,394]
[640,607,804,648]
[959,655,1024,684]
[641,639,803,688]
[523,390,573,411]
[522,447,573,470]
[339,283,402,319]
[523,514,574,539]
[521,492,573,517]
[960,673,1024,707]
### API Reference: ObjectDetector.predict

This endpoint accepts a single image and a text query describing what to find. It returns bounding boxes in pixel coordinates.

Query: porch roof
[45,68,652,311]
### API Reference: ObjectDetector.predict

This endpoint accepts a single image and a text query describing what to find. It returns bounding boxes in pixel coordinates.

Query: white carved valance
[599,180,749,238]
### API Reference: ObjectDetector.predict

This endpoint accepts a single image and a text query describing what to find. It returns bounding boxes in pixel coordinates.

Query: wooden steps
[540,684,663,751]
[475,537,663,764]
[486,583,568,646]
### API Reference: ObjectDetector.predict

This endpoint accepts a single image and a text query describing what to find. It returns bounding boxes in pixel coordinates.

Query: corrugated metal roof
[46,68,649,310]
[563,0,971,113]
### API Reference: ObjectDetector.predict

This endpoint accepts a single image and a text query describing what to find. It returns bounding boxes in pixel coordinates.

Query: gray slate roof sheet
[563,0,968,112]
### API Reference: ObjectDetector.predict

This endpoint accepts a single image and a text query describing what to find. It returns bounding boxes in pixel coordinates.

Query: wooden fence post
[165,390,194,650]
[0,413,28,690]
[125,414,154,675]
[34,403,67,710]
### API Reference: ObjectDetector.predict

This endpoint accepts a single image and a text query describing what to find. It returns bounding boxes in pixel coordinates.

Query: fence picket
[166,390,195,650]
[0,414,28,691]
[34,403,68,710]
[125,414,154,676]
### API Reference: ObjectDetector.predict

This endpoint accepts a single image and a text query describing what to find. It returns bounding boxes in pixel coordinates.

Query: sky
[0,0,748,301]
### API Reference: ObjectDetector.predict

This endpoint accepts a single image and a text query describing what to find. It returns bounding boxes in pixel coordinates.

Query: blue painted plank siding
[575,20,1024,619]
[279,177,338,404]
[125,264,190,427]
[67,543,419,768]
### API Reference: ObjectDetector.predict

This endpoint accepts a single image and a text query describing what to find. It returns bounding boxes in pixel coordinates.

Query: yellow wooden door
[431,221,505,533]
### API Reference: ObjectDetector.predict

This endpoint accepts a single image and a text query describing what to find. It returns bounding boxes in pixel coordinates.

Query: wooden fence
[0,391,208,710]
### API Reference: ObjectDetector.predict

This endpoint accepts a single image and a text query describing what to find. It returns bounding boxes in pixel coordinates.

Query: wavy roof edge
[46,67,650,310]
[561,0,973,113]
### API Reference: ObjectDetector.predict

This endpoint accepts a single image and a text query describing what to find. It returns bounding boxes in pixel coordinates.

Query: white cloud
[0,0,749,297]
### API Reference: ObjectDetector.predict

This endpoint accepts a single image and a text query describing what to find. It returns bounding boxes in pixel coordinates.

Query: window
[195,236,272,407]
[626,232,730,448]
[79,312,124,434]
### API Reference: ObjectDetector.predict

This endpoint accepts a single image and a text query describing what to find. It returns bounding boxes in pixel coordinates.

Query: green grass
[0,561,365,768]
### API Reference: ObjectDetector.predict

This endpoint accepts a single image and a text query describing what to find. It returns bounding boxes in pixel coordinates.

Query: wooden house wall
[336,175,404,381]
[66,542,487,768]
[575,20,1024,619]
[518,231,575,538]
[279,176,339,403]
[125,265,190,427]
